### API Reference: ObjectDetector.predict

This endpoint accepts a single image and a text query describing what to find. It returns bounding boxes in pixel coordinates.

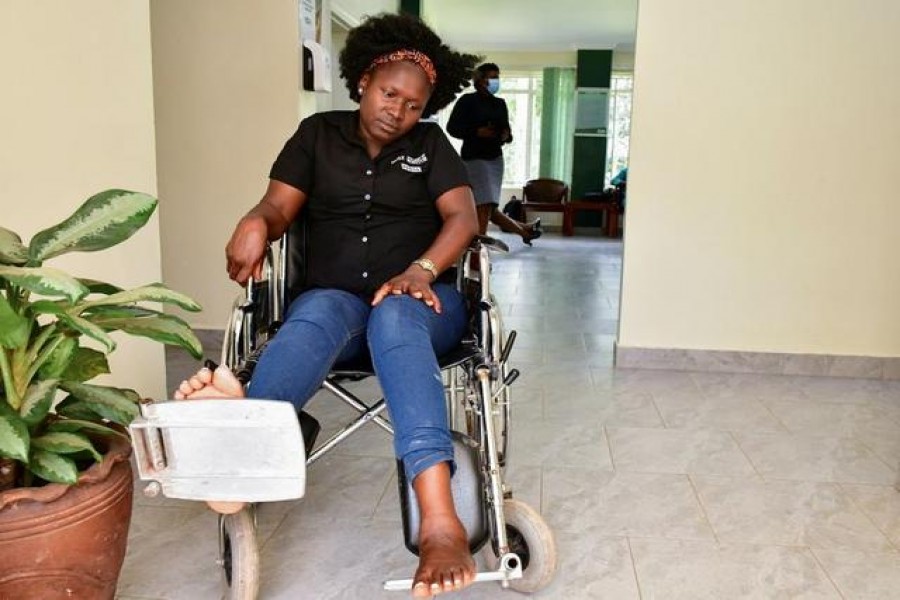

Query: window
[437,70,543,188]
[605,72,633,185]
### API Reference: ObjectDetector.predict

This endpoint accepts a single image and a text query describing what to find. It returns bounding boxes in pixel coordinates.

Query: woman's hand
[371,267,442,313]
[225,215,269,285]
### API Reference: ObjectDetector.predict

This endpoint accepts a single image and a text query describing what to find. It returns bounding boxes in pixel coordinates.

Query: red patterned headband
[367,49,437,86]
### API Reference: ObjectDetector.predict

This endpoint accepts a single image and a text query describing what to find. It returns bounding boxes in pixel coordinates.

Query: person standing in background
[447,63,542,245]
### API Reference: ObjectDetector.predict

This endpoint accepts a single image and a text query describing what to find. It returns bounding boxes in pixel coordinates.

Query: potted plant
[0,189,202,599]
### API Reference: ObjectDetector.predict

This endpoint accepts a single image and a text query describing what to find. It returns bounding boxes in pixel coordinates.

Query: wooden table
[563,200,621,237]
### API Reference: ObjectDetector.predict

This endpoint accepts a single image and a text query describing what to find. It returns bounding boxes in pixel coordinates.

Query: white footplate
[383,554,523,591]
[129,399,306,503]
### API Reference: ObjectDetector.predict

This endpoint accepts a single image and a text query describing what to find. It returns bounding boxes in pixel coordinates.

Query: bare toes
[212,365,245,397]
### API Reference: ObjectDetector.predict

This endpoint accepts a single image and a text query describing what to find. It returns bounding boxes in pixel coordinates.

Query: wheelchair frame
[143,232,556,598]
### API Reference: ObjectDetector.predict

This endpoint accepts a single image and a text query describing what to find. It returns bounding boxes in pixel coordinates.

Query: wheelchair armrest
[472,234,509,254]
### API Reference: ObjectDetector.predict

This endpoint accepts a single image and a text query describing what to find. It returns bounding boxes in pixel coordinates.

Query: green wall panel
[576,50,612,88]
[399,0,421,17]
[571,136,607,200]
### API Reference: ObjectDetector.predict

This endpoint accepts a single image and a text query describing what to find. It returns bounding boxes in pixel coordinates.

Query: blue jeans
[246,283,468,481]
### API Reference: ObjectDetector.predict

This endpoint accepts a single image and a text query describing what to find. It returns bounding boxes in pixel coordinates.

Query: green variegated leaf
[78,283,201,313]
[19,379,58,426]
[58,382,139,426]
[28,189,157,262]
[0,226,28,265]
[55,397,104,421]
[47,419,126,440]
[36,337,77,379]
[58,313,115,353]
[88,311,202,359]
[0,265,88,302]
[31,432,101,462]
[0,292,29,349]
[28,449,78,484]
[29,300,69,316]
[59,347,110,382]
[83,305,161,321]
[0,411,30,461]
[78,278,124,296]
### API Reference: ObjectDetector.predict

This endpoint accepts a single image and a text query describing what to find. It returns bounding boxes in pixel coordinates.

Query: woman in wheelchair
[175,13,482,598]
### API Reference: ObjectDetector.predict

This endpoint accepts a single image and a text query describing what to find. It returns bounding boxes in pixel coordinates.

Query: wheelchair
[132,221,557,599]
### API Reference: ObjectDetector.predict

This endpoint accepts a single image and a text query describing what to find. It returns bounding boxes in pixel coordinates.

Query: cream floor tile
[117,506,224,599]
[841,483,900,549]
[510,418,612,468]
[693,476,893,551]
[508,536,640,600]
[543,468,714,540]
[812,548,900,599]
[763,398,900,438]
[734,431,896,485]
[653,392,786,432]
[294,454,394,521]
[259,518,414,599]
[609,427,756,476]
[543,388,664,428]
[793,377,889,405]
[631,538,840,599]
[690,372,808,402]
[593,368,701,396]
[517,362,594,390]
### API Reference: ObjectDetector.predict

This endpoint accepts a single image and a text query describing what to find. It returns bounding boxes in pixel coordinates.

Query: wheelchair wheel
[220,508,260,600]
[486,499,557,593]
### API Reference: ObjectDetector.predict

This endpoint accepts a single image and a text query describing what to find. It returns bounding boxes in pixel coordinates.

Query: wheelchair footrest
[298,410,320,457]
[129,399,306,503]
[397,431,488,555]
[383,553,523,592]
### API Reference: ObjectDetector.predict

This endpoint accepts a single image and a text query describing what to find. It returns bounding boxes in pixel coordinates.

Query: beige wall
[620,0,900,357]
[0,1,166,398]
[152,0,302,328]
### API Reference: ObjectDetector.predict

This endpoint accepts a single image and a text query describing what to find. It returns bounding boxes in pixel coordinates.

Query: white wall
[620,0,900,357]
[0,1,166,398]
[152,1,302,329]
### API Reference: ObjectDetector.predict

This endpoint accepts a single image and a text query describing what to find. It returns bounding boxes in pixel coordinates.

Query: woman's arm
[225,180,307,285]
[371,185,477,312]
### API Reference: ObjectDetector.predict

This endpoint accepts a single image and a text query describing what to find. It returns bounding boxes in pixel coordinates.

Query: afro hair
[339,13,480,118]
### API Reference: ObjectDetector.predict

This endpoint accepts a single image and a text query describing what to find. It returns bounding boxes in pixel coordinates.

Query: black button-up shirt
[269,111,469,298]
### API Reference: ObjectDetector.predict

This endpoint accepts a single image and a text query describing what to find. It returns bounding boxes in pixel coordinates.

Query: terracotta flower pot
[0,435,133,600]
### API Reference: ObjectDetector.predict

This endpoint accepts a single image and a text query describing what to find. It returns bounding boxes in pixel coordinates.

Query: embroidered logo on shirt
[392,153,428,173]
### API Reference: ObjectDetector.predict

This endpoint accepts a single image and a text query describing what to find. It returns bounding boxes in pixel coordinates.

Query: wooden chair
[521,178,568,224]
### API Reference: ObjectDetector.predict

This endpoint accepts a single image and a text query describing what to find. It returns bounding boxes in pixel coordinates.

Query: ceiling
[421,0,638,52]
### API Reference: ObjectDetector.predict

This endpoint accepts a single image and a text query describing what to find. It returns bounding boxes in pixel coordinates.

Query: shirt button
[365,213,371,221]
[362,236,368,243]
[365,169,373,176]
[362,271,368,278]
[364,193,371,201]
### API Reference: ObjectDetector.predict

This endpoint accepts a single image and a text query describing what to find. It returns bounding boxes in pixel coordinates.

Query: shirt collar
[328,110,416,158]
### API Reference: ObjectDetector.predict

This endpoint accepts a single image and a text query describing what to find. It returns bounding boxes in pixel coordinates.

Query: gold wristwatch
[412,257,438,280]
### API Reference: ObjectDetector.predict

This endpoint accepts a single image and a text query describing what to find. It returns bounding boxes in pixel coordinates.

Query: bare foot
[412,514,476,597]
[173,365,247,514]
[173,365,245,400]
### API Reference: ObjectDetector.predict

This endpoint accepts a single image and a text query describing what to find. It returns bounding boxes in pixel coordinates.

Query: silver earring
[358,87,363,95]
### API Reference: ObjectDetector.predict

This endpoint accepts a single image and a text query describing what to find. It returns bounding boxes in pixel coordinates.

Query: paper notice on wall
[300,0,316,41]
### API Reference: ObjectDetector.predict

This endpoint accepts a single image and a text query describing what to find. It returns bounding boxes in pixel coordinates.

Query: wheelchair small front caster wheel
[486,499,557,593]
[220,508,260,599]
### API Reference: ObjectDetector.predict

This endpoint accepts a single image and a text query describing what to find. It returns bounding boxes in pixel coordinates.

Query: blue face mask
[486,78,500,95]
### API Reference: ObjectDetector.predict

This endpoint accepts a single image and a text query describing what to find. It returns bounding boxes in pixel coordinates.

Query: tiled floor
[118,232,900,599]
